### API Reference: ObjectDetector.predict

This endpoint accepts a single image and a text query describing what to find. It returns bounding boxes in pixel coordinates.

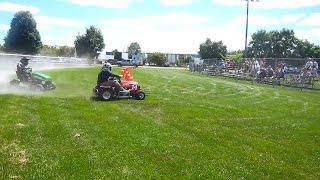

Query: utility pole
[243,0,259,59]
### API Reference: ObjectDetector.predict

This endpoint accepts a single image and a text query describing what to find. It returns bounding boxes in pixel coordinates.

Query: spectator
[313,60,318,70]
[311,65,318,77]
[267,65,274,78]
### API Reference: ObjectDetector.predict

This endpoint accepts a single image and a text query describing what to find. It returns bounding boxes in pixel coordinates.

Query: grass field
[1,66,319,179]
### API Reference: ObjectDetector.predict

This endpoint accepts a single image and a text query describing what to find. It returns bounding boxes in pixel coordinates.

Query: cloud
[101,12,208,28]
[0,2,39,13]
[35,16,85,27]
[299,13,320,26]
[212,0,320,9]
[37,25,52,31]
[99,13,244,53]
[229,15,280,26]
[282,14,306,23]
[0,24,9,31]
[41,31,78,46]
[100,25,244,54]
[229,13,306,26]
[64,0,138,8]
[296,28,320,44]
[159,0,195,6]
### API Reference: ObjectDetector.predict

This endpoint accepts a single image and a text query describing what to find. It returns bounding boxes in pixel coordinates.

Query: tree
[0,44,4,52]
[226,50,244,61]
[41,45,56,56]
[127,42,141,59]
[4,11,42,54]
[291,39,320,58]
[56,46,74,57]
[247,28,320,58]
[147,52,167,66]
[184,55,194,64]
[176,54,193,66]
[226,53,243,61]
[247,30,271,58]
[40,45,75,57]
[74,25,105,59]
[312,45,320,58]
[269,29,297,58]
[199,38,227,60]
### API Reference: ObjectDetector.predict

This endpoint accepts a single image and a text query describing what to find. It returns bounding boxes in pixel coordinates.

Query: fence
[189,58,320,91]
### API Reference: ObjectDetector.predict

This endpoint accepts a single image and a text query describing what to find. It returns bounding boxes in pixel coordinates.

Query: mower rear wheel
[99,89,113,101]
[9,79,20,88]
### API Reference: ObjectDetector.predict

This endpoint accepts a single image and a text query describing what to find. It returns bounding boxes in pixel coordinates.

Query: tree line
[246,29,320,58]
[198,29,320,60]
[1,11,320,64]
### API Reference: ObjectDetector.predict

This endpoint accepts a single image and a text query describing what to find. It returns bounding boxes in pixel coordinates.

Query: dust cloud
[0,55,90,94]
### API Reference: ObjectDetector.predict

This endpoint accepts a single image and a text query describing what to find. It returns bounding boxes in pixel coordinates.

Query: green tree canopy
[0,43,4,52]
[40,45,75,57]
[247,28,320,58]
[4,11,42,55]
[199,38,227,60]
[74,25,105,59]
[147,52,167,66]
[127,42,141,59]
[292,39,320,58]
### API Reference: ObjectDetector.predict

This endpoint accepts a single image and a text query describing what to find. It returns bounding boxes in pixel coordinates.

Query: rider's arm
[108,70,120,78]
[17,63,30,71]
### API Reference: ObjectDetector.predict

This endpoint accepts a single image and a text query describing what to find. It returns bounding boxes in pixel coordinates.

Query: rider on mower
[16,57,32,82]
[97,62,130,94]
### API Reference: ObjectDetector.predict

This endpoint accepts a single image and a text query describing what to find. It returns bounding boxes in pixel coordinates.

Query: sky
[0,0,320,54]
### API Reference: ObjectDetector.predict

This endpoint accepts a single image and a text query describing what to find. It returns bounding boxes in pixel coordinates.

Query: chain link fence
[189,58,320,90]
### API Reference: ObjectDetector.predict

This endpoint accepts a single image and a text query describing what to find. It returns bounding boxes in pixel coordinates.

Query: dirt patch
[2,140,29,166]
[15,123,26,129]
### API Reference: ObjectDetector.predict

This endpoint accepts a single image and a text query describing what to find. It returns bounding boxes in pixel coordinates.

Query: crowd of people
[239,58,319,83]
[189,58,319,88]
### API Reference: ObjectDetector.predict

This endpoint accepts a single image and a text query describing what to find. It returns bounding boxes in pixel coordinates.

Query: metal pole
[244,0,249,59]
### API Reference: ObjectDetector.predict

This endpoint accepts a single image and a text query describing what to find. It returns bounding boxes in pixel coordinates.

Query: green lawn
[1,66,319,179]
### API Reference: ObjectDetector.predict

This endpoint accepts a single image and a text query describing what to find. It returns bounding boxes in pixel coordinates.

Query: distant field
[0,66,319,179]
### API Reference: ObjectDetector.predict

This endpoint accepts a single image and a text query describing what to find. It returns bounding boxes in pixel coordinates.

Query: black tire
[98,89,113,101]
[9,79,20,89]
[48,82,56,90]
[135,91,145,100]
[10,79,20,86]
[34,84,44,92]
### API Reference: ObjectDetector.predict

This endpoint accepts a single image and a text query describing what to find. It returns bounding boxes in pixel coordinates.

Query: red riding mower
[93,75,146,101]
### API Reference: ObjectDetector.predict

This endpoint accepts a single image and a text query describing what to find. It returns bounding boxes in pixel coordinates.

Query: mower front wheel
[135,91,146,100]
[34,84,44,92]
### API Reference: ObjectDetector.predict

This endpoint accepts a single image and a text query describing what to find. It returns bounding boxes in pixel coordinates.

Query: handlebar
[25,68,32,73]
[109,75,122,81]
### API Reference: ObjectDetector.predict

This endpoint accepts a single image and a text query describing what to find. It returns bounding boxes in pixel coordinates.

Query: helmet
[102,62,112,71]
[20,57,30,62]
[20,57,30,65]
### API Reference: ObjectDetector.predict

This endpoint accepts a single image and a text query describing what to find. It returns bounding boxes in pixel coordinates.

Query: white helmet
[102,62,112,71]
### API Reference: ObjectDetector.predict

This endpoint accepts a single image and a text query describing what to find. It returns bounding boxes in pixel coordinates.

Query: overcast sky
[0,0,320,54]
